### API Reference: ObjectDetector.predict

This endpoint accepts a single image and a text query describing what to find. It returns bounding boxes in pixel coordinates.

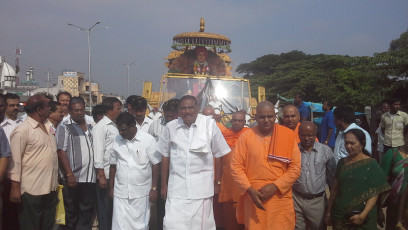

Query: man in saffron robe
[283,105,318,143]
[231,101,301,230]
[219,110,248,230]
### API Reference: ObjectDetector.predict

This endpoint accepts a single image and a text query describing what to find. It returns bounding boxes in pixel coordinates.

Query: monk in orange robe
[219,111,248,230]
[283,104,318,143]
[231,101,301,230]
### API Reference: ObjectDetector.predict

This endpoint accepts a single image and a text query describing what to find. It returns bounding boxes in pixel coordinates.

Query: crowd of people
[0,91,407,230]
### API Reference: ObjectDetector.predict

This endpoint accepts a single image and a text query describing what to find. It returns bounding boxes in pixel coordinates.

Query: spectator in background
[219,110,248,230]
[92,97,122,230]
[1,93,23,141]
[56,91,72,118]
[92,104,106,124]
[147,98,179,230]
[374,102,390,162]
[333,106,372,163]
[294,93,310,121]
[148,99,180,141]
[381,97,408,154]
[48,101,64,134]
[319,101,336,149]
[126,95,153,132]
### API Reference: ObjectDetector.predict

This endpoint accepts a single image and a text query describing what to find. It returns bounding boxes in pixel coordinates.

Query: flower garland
[193,61,210,75]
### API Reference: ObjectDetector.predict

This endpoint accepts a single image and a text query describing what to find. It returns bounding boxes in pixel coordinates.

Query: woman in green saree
[381,124,408,230]
[326,129,390,229]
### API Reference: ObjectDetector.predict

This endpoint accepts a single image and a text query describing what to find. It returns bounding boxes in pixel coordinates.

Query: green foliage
[237,30,408,111]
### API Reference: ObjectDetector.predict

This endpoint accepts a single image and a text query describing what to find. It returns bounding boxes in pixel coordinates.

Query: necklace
[347,153,364,163]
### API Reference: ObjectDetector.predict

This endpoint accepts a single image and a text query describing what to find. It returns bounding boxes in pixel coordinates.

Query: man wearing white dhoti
[158,95,230,230]
[109,112,161,230]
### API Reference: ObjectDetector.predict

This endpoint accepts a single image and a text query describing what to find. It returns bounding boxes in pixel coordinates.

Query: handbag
[55,185,66,225]
[345,210,369,225]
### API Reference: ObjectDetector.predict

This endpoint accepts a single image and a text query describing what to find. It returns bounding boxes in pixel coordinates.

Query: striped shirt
[56,118,96,183]
[147,117,166,142]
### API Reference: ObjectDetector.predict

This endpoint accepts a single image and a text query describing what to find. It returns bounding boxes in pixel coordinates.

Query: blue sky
[1,0,407,97]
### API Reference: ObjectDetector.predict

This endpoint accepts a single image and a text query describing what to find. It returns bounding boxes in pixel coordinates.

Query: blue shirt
[297,102,310,121]
[333,123,372,163]
[319,111,336,148]
[0,127,11,158]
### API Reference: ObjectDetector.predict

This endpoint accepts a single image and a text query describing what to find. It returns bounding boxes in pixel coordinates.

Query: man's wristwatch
[215,181,221,185]
[151,187,157,191]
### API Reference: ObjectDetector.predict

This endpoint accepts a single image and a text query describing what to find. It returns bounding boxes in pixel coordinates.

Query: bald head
[231,110,246,132]
[299,121,317,135]
[256,101,276,135]
[282,105,300,130]
[299,121,317,149]
[256,101,274,113]
[26,95,50,123]
[202,106,215,117]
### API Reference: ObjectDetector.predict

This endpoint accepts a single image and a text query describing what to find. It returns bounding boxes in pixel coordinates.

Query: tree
[236,30,408,111]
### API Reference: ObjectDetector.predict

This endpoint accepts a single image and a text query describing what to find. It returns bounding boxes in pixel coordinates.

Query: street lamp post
[67,22,108,114]
[124,62,137,98]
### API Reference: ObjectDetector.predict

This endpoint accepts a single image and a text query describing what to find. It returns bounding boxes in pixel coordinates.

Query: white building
[0,57,17,88]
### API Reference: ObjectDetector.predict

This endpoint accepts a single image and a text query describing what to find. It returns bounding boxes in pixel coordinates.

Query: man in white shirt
[126,95,153,132]
[109,112,161,230]
[0,93,23,141]
[333,106,372,163]
[48,101,64,134]
[147,98,179,230]
[158,95,230,230]
[92,97,122,230]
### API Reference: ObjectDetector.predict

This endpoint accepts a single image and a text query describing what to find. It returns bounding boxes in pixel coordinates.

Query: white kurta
[157,114,230,230]
[110,130,161,229]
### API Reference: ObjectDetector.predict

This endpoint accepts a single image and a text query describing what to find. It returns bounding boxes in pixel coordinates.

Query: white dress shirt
[93,116,118,179]
[0,116,23,142]
[157,114,230,200]
[136,117,153,133]
[334,123,372,163]
[110,130,161,199]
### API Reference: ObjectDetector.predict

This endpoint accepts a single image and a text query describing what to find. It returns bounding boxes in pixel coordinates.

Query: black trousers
[95,181,112,230]
[19,191,58,230]
[2,178,19,230]
[62,181,96,230]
